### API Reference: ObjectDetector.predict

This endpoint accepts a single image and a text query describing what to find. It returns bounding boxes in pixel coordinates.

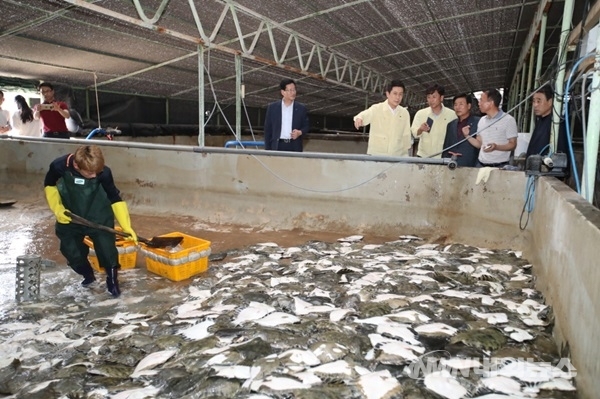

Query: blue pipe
[224,140,265,148]
[86,128,105,140]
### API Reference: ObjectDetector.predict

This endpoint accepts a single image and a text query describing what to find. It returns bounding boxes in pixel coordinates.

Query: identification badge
[74,178,85,185]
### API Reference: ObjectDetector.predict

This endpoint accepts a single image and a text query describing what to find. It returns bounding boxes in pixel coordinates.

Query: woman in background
[12,95,42,137]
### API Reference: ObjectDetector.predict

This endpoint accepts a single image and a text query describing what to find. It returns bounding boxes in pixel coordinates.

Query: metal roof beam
[67,0,388,95]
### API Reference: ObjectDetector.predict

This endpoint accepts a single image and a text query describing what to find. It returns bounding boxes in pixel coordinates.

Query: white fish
[33,331,74,344]
[409,294,436,303]
[233,302,276,325]
[293,297,336,316]
[175,299,209,318]
[469,294,496,306]
[291,370,322,385]
[111,386,161,399]
[282,247,302,257]
[471,310,508,324]
[278,349,320,366]
[490,264,513,274]
[0,322,40,331]
[352,272,387,287]
[538,377,576,391]
[188,286,212,299]
[270,276,299,286]
[438,289,471,299]
[337,235,363,242]
[485,359,571,383]
[26,379,60,393]
[178,320,214,340]
[479,376,523,396]
[458,265,475,274]
[131,349,177,378]
[311,359,354,377]
[504,326,534,342]
[414,323,458,336]
[104,325,138,340]
[330,308,353,322]
[308,288,331,298]
[212,365,252,379]
[440,357,482,370]
[111,312,150,325]
[376,341,422,363]
[375,323,421,345]
[363,244,382,250]
[416,243,438,250]
[415,249,440,258]
[255,312,300,327]
[311,342,348,362]
[424,370,468,399]
[357,369,402,399]
[399,235,422,241]
[256,376,311,391]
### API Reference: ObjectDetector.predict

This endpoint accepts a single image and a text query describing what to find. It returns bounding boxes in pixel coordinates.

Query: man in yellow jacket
[411,84,457,158]
[353,80,412,157]
[44,145,137,297]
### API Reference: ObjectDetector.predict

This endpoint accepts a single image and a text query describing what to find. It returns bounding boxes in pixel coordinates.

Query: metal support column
[518,68,527,130]
[513,70,521,122]
[551,0,576,150]
[165,98,170,125]
[198,46,205,147]
[582,31,600,203]
[235,53,242,142]
[524,47,536,132]
[532,12,548,132]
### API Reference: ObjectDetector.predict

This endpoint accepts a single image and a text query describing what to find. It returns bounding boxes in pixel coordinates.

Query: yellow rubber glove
[112,201,138,243]
[44,186,71,224]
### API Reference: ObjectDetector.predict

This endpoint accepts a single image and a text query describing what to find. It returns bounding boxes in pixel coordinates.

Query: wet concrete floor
[0,183,394,306]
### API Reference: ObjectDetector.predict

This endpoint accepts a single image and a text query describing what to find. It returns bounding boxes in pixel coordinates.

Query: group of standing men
[266,77,557,168]
[354,81,520,168]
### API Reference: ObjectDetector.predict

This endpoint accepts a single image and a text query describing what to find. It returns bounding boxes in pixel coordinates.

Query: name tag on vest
[74,178,85,185]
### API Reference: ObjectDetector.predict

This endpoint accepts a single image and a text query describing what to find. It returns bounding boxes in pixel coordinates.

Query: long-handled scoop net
[65,211,183,248]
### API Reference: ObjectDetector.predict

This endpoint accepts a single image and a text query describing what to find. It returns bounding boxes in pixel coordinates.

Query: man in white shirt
[264,78,309,152]
[0,90,12,134]
[467,88,518,167]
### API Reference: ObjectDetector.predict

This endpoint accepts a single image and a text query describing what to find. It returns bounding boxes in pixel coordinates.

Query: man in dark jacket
[264,78,309,152]
[442,93,480,167]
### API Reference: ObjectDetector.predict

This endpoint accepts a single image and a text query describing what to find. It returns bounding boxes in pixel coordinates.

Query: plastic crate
[84,234,138,273]
[140,232,211,281]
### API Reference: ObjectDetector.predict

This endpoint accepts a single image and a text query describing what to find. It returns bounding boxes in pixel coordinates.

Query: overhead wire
[200,60,402,193]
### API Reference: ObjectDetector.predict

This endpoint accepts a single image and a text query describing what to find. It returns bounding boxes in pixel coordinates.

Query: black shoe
[106,267,120,297]
[75,262,96,287]
[81,274,96,287]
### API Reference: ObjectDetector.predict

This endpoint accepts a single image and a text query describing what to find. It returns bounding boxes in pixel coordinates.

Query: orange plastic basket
[141,232,211,281]
[84,234,137,273]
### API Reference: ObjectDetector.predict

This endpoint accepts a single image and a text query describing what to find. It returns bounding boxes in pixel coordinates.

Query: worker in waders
[43,145,137,297]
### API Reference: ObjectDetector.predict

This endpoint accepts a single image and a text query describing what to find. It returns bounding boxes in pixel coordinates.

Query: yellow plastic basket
[84,234,137,273]
[141,232,211,281]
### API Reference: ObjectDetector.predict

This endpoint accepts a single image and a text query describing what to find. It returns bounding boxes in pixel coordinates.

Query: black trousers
[277,139,302,152]
[43,131,70,139]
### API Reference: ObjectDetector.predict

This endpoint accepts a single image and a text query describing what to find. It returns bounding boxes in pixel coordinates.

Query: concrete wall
[528,178,600,398]
[0,138,598,398]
